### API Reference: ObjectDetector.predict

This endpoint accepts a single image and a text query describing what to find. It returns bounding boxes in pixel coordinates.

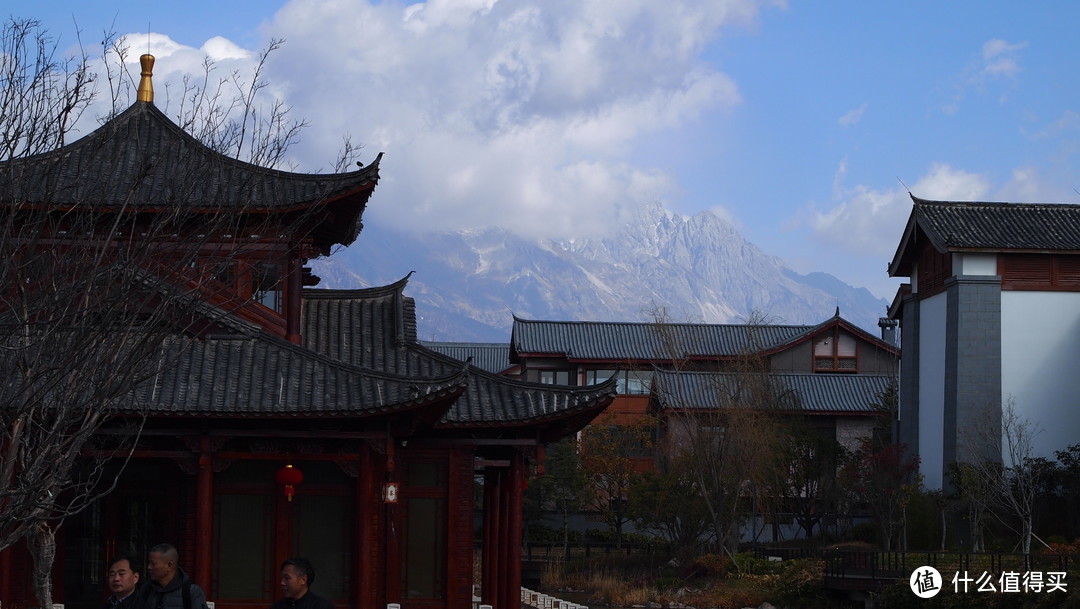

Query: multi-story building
[888,196,1080,489]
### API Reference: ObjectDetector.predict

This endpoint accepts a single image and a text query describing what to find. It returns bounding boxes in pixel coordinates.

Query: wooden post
[0,546,11,609]
[195,435,214,591]
[496,464,512,609]
[502,452,525,609]
[482,467,501,607]
[356,442,381,609]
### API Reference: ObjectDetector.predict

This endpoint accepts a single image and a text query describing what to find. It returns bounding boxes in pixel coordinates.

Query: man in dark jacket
[270,557,333,609]
[143,544,207,609]
[103,554,143,609]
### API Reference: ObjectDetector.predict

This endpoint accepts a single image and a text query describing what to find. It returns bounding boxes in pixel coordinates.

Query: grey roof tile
[421,341,513,374]
[511,318,816,361]
[302,282,615,428]
[652,369,891,414]
[117,332,467,417]
[913,196,1080,252]
[0,102,381,249]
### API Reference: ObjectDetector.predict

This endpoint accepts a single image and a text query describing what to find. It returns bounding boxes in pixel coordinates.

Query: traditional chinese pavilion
[0,56,614,609]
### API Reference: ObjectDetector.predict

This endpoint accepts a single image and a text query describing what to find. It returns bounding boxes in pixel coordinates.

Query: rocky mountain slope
[311,203,889,342]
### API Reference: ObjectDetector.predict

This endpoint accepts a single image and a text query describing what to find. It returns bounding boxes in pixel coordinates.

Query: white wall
[957,253,998,276]
[1001,291,1080,460]
[918,293,948,489]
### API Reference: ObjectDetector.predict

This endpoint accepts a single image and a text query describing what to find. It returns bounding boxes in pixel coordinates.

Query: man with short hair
[104,554,142,609]
[270,557,334,609]
[142,543,207,609]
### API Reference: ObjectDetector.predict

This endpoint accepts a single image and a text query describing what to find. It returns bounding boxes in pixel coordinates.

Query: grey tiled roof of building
[911,196,1080,251]
[421,342,513,374]
[0,101,381,249]
[511,317,816,361]
[651,369,891,414]
[303,282,615,429]
[117,332,468,416]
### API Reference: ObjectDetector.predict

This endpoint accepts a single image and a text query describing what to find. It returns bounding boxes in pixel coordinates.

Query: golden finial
[137,54,155,103]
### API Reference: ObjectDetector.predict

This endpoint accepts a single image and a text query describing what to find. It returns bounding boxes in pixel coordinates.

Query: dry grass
[541,559,655,606]
[538,554,828,609]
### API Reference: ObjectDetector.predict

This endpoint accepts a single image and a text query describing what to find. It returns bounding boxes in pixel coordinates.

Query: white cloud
[250,0,761,239]
[84,0,763,240]
[943,38,1028,115]
[806,163,991,258]
[201,36,252,61]
[982,39,1027,78]
[838,102,867,127]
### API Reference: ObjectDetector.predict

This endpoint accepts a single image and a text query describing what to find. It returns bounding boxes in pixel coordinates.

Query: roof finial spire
[137,53,155,103]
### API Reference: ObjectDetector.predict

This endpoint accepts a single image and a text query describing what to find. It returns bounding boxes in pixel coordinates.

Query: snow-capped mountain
[311,202,890,342]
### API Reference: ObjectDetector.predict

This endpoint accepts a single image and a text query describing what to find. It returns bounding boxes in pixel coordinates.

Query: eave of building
[651,370,892,414]
[509,316,819,362]
[761,315,899,357]
[890,195,1080,277]
[302,280,619,433]
[0,101,382,252]
[512,314,898,364]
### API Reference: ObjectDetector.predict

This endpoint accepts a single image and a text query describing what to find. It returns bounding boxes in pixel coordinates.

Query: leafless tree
[0,18,350,607]
[579,411,654,548]
[958,399,1048,554]
[650,311,788,561]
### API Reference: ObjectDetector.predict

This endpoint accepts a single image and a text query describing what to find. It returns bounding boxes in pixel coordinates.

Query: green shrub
[732,551,783,575]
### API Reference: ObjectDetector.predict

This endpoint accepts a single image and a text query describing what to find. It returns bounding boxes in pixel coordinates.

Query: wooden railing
[518,540,655,561]
[753,547,1076,588]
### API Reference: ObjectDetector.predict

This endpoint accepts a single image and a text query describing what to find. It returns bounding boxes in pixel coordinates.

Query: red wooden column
[501,452,525,609]
[356,441,382,609]
[195,435,214,590]
[0,546,11,609]
[481,467,502,607]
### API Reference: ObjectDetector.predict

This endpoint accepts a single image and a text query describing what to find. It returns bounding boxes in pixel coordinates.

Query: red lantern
[275,464,304,501]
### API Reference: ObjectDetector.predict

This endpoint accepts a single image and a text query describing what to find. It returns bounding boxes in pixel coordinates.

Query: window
[538,369,571,385]
[251,262,284,312]
[584,369,652,394]
[813,329,857,372]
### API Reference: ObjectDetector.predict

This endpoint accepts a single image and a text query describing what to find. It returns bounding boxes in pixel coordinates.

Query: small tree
[1055,444,1080,540]
[627,454,711,564]
[579,413,653,548]
[948,461,994,552]
[841,439,920,551]
[781,421,849,540]
[530,437,588,557]
[649,311,789,560]
[959,399,1048,554]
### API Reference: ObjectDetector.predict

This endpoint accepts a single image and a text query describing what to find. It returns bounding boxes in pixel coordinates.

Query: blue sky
[8,1,1080,299]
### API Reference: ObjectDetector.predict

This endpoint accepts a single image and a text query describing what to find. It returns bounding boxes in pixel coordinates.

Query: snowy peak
[312,205,888,341]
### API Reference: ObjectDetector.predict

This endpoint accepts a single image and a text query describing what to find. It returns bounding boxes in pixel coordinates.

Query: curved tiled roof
[420,341,513,374]
[0,101,382,249]
[890,196,1080,276]
[913,196,1080,251]
[302,281,616,432]
[113,331,468,417]
[651,369,891,414]
[511,317,814,361]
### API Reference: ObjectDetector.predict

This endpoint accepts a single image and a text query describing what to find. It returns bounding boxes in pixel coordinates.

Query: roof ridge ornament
[137,53,155,103]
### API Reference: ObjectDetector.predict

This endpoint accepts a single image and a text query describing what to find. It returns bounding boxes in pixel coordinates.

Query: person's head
[279,557,315,600]
[146,543,179,586]
[107,555,140,598]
